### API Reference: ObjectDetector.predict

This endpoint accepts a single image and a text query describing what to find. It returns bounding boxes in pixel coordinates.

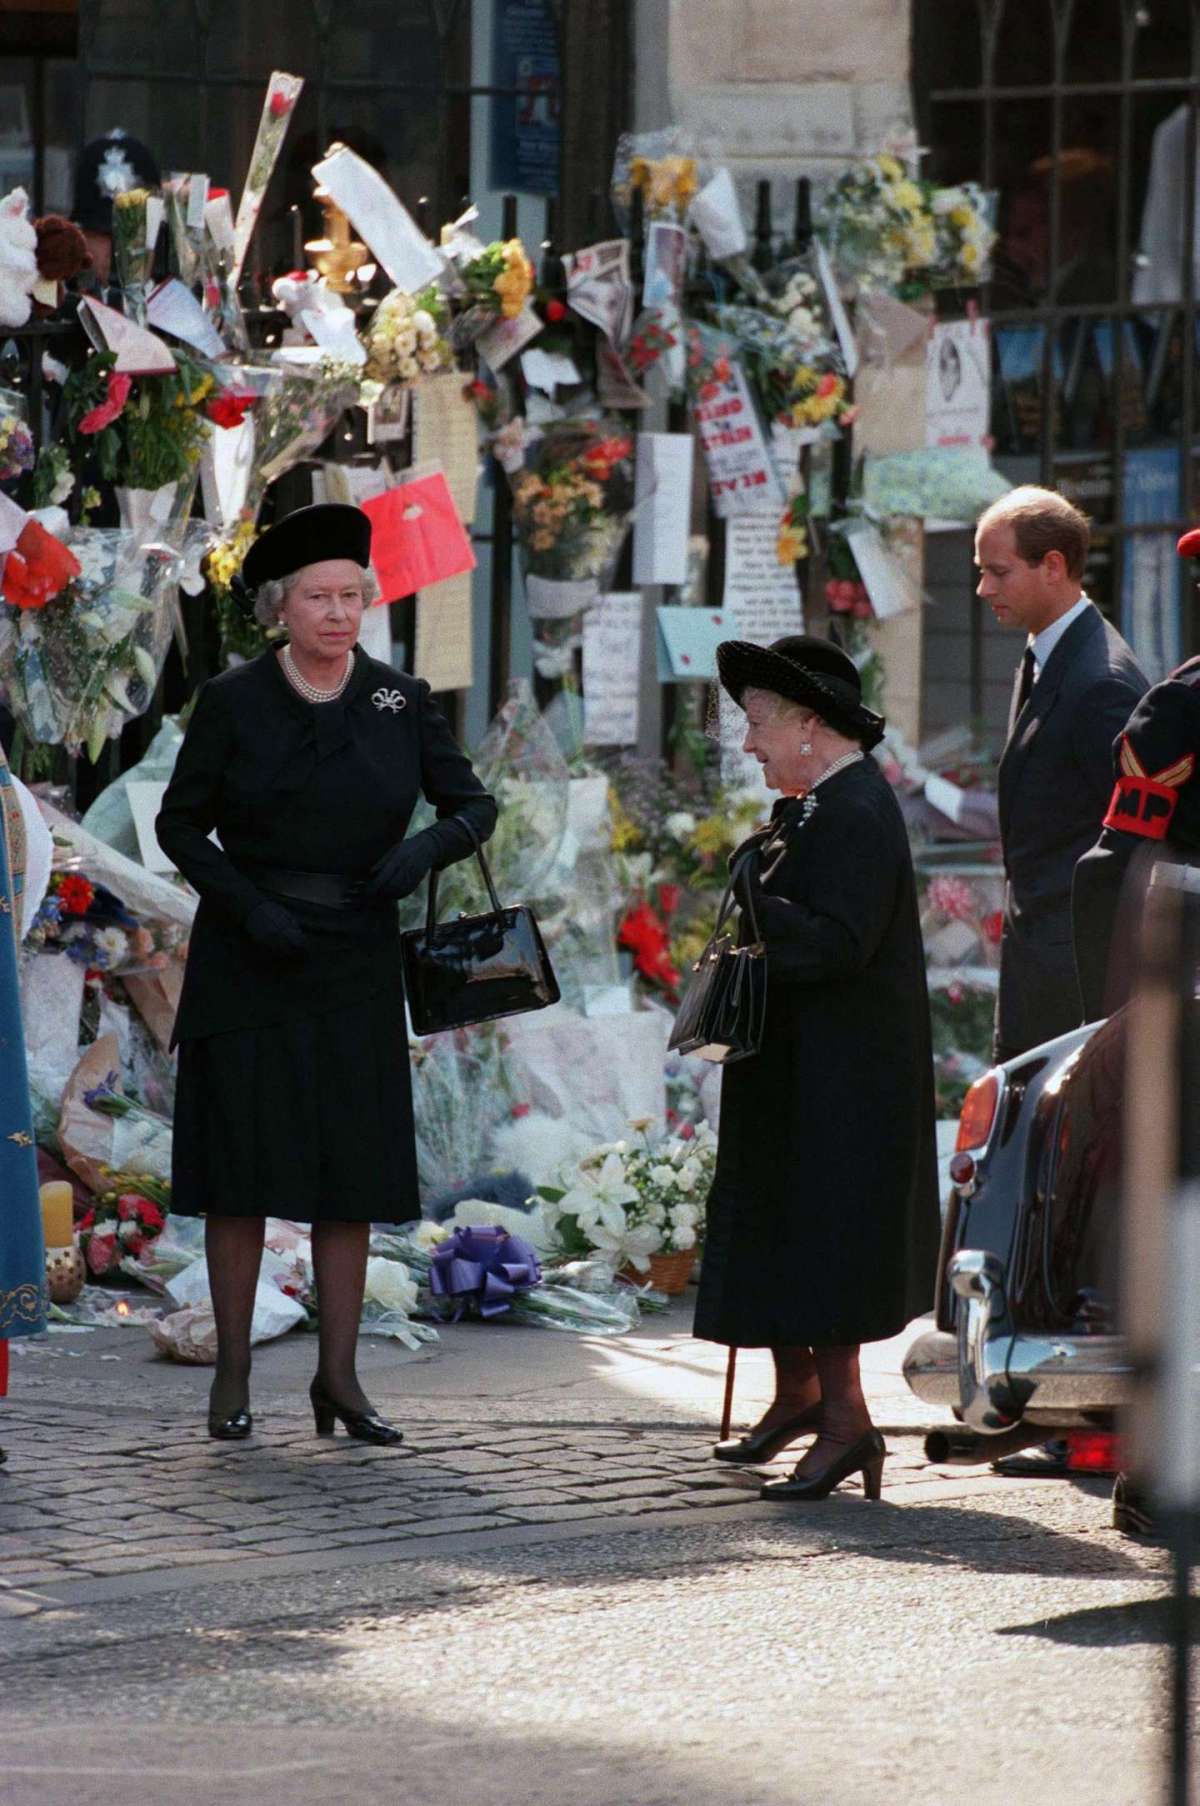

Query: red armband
[1103,772,1180,839]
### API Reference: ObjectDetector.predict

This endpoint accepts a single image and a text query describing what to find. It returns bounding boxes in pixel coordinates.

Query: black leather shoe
[207,1407,253,1441]
[760,1429,886,1502]
[310,1378,403,1446]
[713,1404,822,1464]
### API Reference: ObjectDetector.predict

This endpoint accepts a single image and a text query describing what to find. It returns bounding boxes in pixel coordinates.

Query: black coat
[1073,658,1200,1021]
[693,759,941,1350]
[995,605,1147,1059]
[157,648,498,1045]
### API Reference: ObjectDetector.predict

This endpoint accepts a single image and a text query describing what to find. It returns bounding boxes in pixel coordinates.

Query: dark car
[904,1012,1134,1462]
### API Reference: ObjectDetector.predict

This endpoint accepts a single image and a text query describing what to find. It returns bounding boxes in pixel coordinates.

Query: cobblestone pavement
[0,1397,996,1613]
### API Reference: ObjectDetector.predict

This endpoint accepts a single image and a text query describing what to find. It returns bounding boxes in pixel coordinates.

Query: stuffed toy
[0,189,39,329]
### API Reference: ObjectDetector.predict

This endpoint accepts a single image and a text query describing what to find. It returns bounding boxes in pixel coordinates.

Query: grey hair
[253,564,381,629]
[741,685,816,725]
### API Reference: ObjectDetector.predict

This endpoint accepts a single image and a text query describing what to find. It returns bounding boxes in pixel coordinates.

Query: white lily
[559,1152,638,1236]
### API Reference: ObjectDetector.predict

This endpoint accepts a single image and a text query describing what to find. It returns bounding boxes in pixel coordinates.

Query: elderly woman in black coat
[157,503,497,1444]
[698,635,939,1501]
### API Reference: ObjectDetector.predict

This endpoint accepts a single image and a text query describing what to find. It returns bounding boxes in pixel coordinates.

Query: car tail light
[1066,1430,1121,1475]
[956,1070,1001,1152]
[948,1151,977,1193]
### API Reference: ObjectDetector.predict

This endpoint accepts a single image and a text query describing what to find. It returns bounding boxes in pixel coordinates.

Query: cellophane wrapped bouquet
[505,415,636,624]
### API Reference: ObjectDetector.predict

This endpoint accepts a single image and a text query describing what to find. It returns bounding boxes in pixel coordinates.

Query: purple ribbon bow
[427,1225,543,1322]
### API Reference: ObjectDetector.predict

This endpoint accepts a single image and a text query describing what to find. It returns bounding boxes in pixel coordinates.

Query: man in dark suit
[977,486,1148,1061]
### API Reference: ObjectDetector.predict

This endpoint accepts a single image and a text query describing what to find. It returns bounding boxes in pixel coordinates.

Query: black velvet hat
[73,130,162,233]
[241,503,373,590]
[717,633,886,750]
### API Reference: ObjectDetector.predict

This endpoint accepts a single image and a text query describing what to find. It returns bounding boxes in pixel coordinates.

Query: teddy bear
[0,189,40,329]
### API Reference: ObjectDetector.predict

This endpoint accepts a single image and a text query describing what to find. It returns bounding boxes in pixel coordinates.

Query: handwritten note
[694,357,783,518]
[415,374,480,527]
[722,516,804,641]
[415,568,474,693]
[583,591,642,745]
[632,433,694,586]
[655,606,727,681]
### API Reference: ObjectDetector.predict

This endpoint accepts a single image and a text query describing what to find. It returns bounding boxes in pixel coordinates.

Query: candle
[39,1180,74,1248]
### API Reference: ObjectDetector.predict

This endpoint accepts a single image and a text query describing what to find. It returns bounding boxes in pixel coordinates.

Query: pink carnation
[927,874,975,922]
[86,1232,117,1275]
[78,372,132,435]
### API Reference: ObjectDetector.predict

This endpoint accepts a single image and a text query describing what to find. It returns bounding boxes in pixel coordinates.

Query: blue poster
[490,0,560,197]
[1121,447,1182,680]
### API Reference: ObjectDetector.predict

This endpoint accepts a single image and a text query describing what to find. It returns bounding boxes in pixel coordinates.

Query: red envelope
[362,473,476,603]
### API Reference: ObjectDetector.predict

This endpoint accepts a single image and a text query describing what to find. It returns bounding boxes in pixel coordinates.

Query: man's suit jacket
[995,605,1147,1060]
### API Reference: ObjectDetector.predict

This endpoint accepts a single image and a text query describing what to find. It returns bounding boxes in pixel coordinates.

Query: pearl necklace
[282,643,353,704]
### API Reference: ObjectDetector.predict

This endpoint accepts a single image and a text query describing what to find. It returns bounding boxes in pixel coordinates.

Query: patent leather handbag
[400,825,559,1035]
[668,853,767,1064]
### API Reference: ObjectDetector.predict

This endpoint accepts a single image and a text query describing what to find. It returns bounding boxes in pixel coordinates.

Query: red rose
[545,298,567,323]
[618,901,680,996]
[117,1195,138,1221]
[269,90,293,117]
[139,1201,165,1232]
[205,391,256,429]
[982,910,1003,946]
[56,874,95,916]
[123,1232,145,1258]
[511,1102,532,1118]
[1,518,82,611]
[678,1121,695,1141]
[77,1208,95,1231]
[658,882,682,916]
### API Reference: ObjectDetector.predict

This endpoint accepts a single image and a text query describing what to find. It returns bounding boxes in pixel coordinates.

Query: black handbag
[668,853,767,1064]
[400,825,560,1035]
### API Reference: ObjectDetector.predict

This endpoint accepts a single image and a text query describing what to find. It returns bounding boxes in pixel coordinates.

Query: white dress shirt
[1029,595,1093,682]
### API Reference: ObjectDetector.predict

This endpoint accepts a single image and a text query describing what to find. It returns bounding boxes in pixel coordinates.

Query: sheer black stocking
[788,1344,875,1479]
[205,1214,265,1422]
[312,1220,371,1413]
[747,1344,821,1435]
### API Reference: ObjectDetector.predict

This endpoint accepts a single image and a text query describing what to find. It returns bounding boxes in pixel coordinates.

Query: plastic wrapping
[0,524,192,758]
[80,715,184,859]
[611,128,704,228]
[504,416,637,622]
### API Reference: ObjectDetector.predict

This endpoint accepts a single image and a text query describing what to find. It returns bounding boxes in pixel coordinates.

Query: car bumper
[903,1324,1132,1431]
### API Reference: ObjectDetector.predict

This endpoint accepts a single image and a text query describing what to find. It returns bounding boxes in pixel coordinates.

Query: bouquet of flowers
[711,302,848,433]
[61,348,210,528]
[507,416,636,620]
[612,128,701,224]
[231,71,304,284]
[819,154,996,296]
[25,870,140,974]
[536,1119,717,1275]
[110,186,161,325]
[240,360,364,517]
[462,238,534,321]
[78,1183,168,1279]
[0,397,34,486]
[0,524,188,759]
[363,284,451,385]
[931,182,996,286]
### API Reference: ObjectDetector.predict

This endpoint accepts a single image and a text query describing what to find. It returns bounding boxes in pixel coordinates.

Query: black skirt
[171,990,418,1223]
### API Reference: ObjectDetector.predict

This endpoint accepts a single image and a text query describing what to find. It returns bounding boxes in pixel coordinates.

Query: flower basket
[621,1249,696,1295]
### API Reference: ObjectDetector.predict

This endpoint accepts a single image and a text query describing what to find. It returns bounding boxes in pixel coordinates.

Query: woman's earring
[799,741,813,756]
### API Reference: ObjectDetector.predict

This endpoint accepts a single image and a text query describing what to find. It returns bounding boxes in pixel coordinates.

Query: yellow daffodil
[777,523,808,564]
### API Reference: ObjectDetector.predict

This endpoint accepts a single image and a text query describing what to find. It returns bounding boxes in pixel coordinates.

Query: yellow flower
[692,814,734,858]
[177,372,214,408]
[113,188,150,210]
[961,241,980,270]
[877,154,904,181]
[493,240,533,318]
[949,204,974,229]
[608,791,642,854]
[777,523,808,564]
[893,180,925,217]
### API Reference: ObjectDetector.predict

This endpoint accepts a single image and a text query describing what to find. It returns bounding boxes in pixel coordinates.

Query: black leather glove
[243,899,308,962]
[362,829,441,902]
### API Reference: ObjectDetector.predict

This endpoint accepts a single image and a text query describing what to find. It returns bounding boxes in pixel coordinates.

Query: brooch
[371,688,407,714]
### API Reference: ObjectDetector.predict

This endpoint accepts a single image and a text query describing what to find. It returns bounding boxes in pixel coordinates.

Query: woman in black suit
[698,636,939,1501]
[157,504,496,1443]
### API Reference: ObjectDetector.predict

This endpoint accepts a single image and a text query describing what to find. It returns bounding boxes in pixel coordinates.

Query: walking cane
[720,1347,737,1440]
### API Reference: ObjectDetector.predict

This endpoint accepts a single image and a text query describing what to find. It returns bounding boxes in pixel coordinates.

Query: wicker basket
[621,1249,696,1296]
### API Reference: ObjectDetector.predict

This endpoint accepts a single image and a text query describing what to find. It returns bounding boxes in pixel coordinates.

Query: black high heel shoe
[207,1406,253,1441]
[309,1378,403,1446]
[760,1428,886,1501]
[713,1402,822,1464]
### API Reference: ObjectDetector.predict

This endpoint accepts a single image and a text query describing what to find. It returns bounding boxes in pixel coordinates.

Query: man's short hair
[976,485,1091,580]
